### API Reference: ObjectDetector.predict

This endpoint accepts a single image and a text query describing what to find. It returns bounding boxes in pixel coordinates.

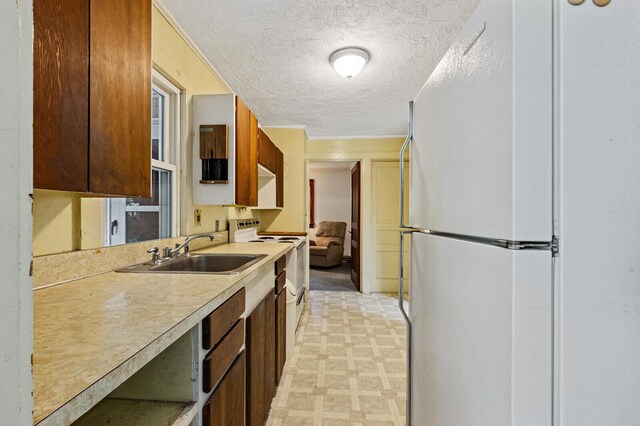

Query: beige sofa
[309,221,347,268]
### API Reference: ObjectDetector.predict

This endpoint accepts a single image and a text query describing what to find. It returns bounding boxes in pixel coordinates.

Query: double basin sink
[117,253,268,275]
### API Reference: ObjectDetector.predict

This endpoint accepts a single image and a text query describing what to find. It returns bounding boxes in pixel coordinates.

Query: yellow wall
[32,5,234,256]
[80,198,106,249]
[152,5,233,237]
[32,191,80,256]
[260,128,308,233]
[306,137,406,293]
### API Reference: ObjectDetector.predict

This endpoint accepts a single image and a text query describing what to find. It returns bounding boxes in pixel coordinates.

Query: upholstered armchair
[309,221,347,268]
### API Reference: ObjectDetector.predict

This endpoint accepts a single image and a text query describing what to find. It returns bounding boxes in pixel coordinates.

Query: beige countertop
[33,242,292,425]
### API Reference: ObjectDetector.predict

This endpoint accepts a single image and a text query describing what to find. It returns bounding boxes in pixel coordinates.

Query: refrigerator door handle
[398,228,415,426]
[399,100,418,426]
[400,101,415,230]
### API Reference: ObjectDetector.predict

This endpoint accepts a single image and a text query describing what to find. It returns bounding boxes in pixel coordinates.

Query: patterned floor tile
[267,291,407,426]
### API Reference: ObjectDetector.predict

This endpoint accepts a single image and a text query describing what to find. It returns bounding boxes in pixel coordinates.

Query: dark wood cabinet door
[264,289,276,411]
[235,97,258,206]
[34,0,89,192]
[89,0,151,197]
[258,129,270,171]
[275,290,287,385]
[276,149,284,207]
[202,351,246,426]
[246,298,266,426]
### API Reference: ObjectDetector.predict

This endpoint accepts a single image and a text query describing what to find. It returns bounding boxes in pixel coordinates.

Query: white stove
[229,218,306,328]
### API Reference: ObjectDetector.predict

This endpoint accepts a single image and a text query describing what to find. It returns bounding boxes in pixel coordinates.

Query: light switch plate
[194,209,202,226]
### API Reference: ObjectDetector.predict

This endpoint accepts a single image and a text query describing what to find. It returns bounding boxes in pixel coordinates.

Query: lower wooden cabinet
[275,290,287,385]
[264,289,277,407]
[246,298,267,426]
[246,287,280,426]
[202,288,246,350]
[202,351,246,426]
[203,319,245,394]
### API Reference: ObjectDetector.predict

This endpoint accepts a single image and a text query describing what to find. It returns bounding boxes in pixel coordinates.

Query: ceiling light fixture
[330,47,369,79]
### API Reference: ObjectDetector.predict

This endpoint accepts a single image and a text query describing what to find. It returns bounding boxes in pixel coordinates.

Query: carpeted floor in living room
[310,261,357,292]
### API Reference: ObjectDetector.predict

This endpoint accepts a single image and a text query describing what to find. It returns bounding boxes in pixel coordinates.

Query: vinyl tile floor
[267,291,407,426]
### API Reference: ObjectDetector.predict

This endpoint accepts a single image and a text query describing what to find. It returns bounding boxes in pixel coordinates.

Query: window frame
[104,70,181,246]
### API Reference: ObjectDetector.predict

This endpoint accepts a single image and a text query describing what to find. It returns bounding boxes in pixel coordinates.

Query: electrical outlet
[194,209,202,226]
[215,219,220,232]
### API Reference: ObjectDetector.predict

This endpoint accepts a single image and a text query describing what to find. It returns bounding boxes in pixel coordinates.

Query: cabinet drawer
[276,270,286,295]
[203,351,246,426]
[202,288,245,350]
[275,255,286,276]
[203,318,245,394]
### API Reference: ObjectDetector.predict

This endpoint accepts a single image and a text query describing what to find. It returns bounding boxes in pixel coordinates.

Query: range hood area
[255,164,280,210]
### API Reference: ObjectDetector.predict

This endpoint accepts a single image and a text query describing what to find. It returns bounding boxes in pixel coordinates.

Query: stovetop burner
[248,240,265,243]
[278,237,299,241]
[258,236,275,240]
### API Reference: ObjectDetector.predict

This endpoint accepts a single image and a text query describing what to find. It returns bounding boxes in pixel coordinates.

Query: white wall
[309,166,352,257]
[0,0,33,423]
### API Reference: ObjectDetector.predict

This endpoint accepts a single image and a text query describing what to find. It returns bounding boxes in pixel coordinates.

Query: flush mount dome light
[330,47,369,78]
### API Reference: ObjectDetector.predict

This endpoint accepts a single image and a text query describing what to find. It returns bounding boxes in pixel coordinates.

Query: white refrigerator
[401,0,640,425]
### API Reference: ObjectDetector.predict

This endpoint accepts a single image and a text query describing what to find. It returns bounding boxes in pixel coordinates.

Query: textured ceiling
[162,0,480,137]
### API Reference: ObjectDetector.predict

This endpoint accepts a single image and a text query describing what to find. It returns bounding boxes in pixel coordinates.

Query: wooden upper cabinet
[258,129,277,173]
[34,0,152,197]
[89,0,151,197]
[235,97,258,206]
[257,128,285,208]
[34,0,89,192]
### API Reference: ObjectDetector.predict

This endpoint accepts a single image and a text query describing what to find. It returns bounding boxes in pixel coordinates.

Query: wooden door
[89,0,151,197]
[202,351,246,426]
[235,97,258,206]
[246,298,266,426]
[264,289,276,412]
[275,289,287,384]
[309,179,315,228]
[350,162,361,290]
[34,0,89,192]
[276,149,284,208]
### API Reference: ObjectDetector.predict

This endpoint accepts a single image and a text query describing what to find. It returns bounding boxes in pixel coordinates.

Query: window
[106,72,181,246]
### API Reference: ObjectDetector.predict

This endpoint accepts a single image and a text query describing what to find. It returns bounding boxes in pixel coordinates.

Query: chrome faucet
[168,233,216,258]
[146,247,161,264]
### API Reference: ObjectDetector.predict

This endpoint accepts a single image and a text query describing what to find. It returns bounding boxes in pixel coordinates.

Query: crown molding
[308,134,406,141]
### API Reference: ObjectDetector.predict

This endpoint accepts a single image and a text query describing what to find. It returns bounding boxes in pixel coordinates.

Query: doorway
[308,161,360,292]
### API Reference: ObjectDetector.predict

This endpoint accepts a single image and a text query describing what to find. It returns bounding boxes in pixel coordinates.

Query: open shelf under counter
[72,399,196,426]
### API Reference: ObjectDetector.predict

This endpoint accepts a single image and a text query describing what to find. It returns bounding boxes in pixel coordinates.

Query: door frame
[306,158,365,292]
[350,161,361,291]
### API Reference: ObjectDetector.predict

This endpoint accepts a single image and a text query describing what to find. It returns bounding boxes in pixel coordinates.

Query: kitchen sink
[116,253,268,275]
